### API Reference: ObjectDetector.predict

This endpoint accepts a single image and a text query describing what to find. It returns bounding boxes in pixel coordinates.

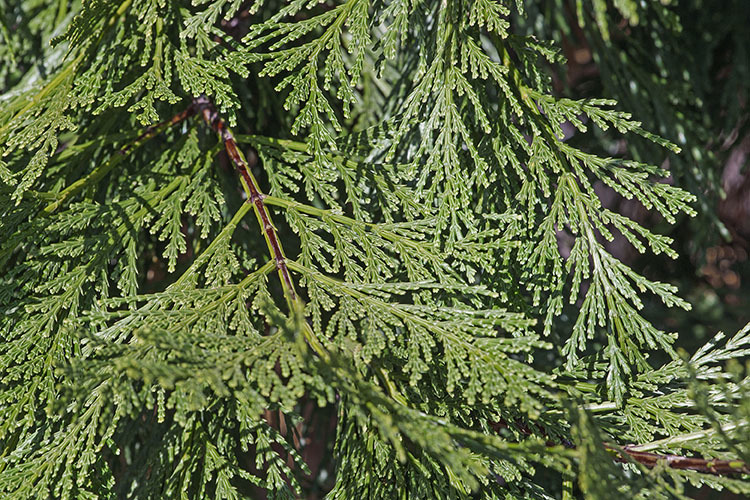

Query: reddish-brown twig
[605,443,750,475]
[192,96,298,304]
[495,418,748,476]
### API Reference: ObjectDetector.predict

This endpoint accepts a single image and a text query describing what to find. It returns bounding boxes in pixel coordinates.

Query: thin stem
[236,134,309,153]
[193,97,328,360]
[193,97,297,305]
[604,442,750,475]
[582,401,619,413]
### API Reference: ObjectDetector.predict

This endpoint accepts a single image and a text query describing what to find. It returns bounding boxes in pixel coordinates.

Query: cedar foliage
[0,1,748,498]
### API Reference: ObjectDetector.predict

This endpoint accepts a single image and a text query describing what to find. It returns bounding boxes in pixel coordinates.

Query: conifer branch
[193,96,297,305]
[192,96,328,359]
[2,2,748,497]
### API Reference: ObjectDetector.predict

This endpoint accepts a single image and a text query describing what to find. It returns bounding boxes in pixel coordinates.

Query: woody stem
[193,97,328,359]
[193,96,298,305]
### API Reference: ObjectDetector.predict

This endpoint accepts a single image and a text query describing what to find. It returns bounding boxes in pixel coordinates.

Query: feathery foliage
[1,1,748,498]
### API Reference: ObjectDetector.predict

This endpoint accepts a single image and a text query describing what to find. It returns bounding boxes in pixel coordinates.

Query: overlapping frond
[1,0,748,498]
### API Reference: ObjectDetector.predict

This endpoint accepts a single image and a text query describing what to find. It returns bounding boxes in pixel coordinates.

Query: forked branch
[192,97,327,359]
[192,96,298,305]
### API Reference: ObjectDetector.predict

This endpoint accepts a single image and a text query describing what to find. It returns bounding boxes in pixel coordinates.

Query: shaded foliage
[0,1,748,498]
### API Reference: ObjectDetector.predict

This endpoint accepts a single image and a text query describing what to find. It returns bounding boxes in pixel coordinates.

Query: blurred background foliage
[514,0,750,359]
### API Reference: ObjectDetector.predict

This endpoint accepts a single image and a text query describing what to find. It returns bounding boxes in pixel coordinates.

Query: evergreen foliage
[0,1,748,498]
